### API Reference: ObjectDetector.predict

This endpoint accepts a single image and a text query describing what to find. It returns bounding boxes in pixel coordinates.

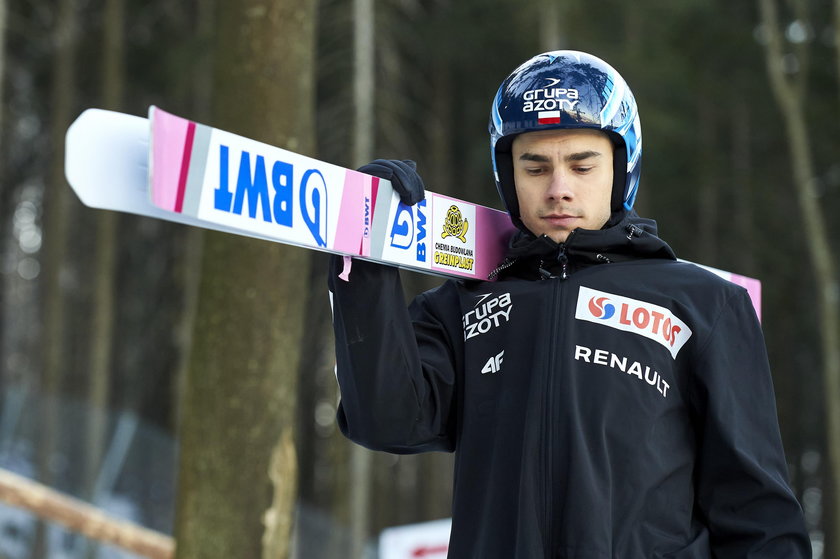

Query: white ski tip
[65,108,150,210]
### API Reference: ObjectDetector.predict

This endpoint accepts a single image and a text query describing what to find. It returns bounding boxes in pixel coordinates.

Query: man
[328,51,810,558]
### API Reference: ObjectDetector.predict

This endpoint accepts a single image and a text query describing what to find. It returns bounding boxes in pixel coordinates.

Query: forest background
[0,0,837,558]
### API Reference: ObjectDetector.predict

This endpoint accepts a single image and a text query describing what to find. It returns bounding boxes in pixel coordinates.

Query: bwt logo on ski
[389,199,427,262]
[363,196,371,238]
[575,286,692,359]
[463,292,513,341]
[213,145,328,247]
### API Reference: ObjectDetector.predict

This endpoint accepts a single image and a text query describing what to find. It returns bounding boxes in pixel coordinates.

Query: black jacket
[328,214,810,558]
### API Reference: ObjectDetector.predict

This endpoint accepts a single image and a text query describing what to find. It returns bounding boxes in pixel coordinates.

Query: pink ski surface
[150,110,190,211]
[333,169,370,255]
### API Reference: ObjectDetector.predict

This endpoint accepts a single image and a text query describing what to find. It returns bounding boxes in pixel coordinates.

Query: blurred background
[0,0,837,557]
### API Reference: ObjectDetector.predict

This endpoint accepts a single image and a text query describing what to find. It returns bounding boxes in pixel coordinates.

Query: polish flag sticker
[538,111,561,125]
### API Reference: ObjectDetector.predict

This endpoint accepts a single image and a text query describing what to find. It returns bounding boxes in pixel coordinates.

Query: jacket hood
[492,212,676,280]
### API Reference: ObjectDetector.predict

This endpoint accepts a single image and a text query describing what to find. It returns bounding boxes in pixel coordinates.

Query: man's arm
[328,156,457,453]
[691,289,811,557]
[328,256,458,453]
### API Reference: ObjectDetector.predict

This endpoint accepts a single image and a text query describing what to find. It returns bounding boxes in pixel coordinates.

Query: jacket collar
[491,212,676,280]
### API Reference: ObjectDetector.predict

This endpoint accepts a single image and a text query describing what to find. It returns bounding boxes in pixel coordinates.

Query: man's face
[512,128,614,244]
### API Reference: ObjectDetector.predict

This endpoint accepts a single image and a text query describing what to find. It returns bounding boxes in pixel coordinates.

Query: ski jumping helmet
[489,50,642,229]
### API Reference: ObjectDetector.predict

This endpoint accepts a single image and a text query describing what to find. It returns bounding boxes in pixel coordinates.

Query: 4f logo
[481,350,505,374]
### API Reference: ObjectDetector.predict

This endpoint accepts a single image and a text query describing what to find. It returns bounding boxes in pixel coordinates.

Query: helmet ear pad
[494,135,522,229]
[609,134,628,215]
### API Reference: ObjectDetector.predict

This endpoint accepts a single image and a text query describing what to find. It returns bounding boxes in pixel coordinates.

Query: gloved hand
[358,159,425,206]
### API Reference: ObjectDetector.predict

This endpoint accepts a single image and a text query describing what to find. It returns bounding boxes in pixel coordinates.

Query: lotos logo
[575,286,692,359]
[588,296,615,320]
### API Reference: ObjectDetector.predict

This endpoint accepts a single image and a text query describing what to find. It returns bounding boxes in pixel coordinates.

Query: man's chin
[542,230,571,244]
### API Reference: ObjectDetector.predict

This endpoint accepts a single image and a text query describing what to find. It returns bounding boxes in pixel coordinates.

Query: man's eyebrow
[518,153,550,163]
[518,150,603,163]
[565,150,602,162]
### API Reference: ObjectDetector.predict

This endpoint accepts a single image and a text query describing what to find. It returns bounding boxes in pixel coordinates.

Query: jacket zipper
[538,280,554,552]
[487,257,516,280]
[544,231,578,551]
[543,275,569,553]
[555,230,575,280]
[556,246,569,279]
[536,231,575,280]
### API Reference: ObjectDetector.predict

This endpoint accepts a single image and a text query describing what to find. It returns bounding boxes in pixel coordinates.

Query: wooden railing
[0,467,174,558]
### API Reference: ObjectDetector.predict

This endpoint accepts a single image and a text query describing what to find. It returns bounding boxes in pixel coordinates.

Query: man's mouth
[541,213,579,227]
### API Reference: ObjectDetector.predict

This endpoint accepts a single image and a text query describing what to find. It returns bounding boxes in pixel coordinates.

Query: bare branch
[758,3,840,556]
[835,0,840,116]
[758,0,793,105]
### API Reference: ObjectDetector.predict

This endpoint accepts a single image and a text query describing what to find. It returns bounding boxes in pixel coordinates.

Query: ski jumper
[329,214,810,558]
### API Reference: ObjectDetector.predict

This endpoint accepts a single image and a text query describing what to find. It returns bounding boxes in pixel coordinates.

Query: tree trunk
[836,0,840,117]
[172,0,213,423]
[0,0,7,368]
[354,0,375,170]
[759,1,840,556]
[84,0,124,519]
[427,62,453,200]
[539,0,563,51]
[350,0,375,555]
[173,1,317,558]
[730,95,755,275]
[0,0,4,149]
[36,0,79,554]
[696,78,718,264]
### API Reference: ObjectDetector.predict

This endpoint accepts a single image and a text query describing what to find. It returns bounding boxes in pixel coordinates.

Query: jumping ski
[64,107,761,315]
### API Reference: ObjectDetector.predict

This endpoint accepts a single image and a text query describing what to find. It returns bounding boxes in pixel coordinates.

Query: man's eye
[525,167,545,175]
[574,166,593,173]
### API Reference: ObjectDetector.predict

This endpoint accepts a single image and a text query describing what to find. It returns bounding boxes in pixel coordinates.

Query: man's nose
[546,169,573,201]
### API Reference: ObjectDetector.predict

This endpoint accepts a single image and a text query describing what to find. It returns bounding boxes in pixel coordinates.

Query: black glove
[358,159,425,206]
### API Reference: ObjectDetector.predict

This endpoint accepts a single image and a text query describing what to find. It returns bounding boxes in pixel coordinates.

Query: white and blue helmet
[490,50,642,227]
